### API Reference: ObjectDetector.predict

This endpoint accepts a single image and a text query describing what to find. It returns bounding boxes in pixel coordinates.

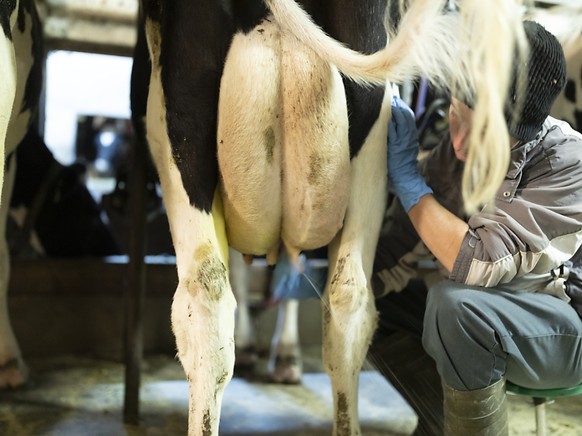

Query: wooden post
[123,131,148,424]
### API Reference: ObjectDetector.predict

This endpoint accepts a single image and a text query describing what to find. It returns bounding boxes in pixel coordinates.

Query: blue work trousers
[423,280,582,391]
[376,279,582,391]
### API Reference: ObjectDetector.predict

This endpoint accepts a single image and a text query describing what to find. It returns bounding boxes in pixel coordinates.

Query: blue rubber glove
[387,96,433,212]
[271,251,325,301]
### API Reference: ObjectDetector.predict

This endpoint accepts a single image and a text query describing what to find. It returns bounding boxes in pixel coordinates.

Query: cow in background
[0,0,42,388]
[0,0,121,389]
[228,248,302,383]
[551,15,582,132]
[8,127,120,259]
[556,34,582,132]
[135,0,528,434]
[230,245,326,384]
[529,5,582,131]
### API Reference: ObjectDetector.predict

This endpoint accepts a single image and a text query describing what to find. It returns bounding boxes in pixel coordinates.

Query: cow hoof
[234,346,258,377]
[268,354,302,384]
[0,358,28,389]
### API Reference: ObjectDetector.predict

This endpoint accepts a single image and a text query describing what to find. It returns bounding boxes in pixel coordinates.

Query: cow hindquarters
[322,89,390,436]
[218,23,283,261]
[280,33,350,258]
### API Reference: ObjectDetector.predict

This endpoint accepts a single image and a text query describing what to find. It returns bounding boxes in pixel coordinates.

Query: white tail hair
[264,0,459,86]
[265,0,530,213]
[456,0,528,213]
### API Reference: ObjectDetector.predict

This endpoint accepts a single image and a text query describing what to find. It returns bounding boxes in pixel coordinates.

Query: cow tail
[264,0,457,87]
[266,0,529,213]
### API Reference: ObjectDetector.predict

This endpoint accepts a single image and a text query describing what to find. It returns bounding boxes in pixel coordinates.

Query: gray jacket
[373,116,582,318]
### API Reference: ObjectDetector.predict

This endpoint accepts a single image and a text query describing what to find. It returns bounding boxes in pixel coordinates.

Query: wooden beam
[43,0,137,23]
[9,256,177,296]
[40,0,137,57]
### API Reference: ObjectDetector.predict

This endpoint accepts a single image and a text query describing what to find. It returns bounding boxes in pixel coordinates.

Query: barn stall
[1,0,582,435]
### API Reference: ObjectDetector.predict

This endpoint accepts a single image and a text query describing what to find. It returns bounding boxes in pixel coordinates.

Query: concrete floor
[4,259,582,435]
[1,349,581,435]
[4,264,582,436]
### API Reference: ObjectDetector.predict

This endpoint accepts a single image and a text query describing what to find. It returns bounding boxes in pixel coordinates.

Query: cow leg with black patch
[0,0,41,388]
[143,2,237,434]
[0,10,19,387]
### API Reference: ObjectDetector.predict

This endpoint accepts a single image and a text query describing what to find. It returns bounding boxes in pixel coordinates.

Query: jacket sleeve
[450,123,582,288]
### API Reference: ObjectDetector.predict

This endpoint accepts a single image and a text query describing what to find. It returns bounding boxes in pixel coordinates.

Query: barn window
[43,50,133,199]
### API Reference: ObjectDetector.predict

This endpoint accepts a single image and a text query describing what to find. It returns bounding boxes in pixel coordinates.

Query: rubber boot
[368,331,444,435]
[443,378,508,436]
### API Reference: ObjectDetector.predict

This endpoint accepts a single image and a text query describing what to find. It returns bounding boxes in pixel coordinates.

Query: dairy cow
[0,0,42,388]
[134,0,528,434]
[8,127,120,259]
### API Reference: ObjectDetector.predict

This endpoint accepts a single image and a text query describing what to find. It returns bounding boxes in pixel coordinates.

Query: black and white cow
[529,5,582,132]
[8,127,121,259]
[551,17,582,131]
[0,0,42,388]
[134,0,527,434]
[1,0,120,389]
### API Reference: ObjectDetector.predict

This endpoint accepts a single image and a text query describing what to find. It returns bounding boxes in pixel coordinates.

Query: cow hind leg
[146,64,236,435]
[229,247,258,372]
[268,299,302,384]
[322,89,390,436]
[167,194,236,435]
